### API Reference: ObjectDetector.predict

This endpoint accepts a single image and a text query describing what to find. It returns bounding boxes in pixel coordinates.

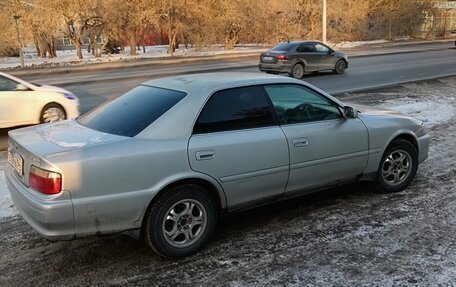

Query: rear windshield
[270,42,297,52]
[78,85,186,137]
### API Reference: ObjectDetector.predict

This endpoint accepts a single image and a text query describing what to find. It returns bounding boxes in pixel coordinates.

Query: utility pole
[13,15,25,67]
[322,0,327,43]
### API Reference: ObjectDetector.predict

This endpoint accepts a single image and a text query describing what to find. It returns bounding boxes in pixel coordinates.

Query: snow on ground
[332,39,390,49]
[0,151,15,218]
[0,45,268,70]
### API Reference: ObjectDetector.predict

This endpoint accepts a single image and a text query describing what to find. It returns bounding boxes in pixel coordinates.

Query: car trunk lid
[260,51,287,63]
[7,120,127,186]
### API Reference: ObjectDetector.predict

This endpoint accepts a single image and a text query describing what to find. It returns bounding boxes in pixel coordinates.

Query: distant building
[426,0,456,37]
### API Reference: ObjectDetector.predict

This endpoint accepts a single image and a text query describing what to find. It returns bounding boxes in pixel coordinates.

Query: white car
[0,71,79,128]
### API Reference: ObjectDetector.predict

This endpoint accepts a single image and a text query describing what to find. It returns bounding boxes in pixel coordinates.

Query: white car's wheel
[40,103,66,123]
[142,184,218,258]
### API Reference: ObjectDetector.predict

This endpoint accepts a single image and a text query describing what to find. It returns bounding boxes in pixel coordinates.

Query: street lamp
[322,0,327,43]
[13,15,25,67]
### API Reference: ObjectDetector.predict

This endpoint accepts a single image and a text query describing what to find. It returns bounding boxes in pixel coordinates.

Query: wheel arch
[140,176,226,230]
[39,102,67,122]
[389,133,419,151]
[361,131,419,181]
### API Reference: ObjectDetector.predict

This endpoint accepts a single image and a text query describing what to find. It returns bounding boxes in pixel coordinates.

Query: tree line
[0,0,440,58]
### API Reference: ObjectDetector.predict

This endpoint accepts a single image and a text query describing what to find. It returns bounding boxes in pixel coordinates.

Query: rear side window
[0,76,18,91]
[297,43,316,53]
[193,86,275,134]
[270,42,297,52]
[78,85,186,137]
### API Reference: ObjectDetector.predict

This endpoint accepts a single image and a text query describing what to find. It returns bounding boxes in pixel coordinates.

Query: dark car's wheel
[142,184,218,258]
[289,63,305,79]
[375,139,418,193]
[40,103,66,123]
[333,60,346,74]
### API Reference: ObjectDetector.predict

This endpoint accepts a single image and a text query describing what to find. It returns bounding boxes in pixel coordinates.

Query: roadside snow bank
[0,151,16,218]
[378,96,456,126]
[0,45,267,70]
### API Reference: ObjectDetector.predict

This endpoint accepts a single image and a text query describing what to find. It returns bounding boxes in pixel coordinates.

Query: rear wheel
[289,63,305,79]
[375,139,418,193]
[142,184,218,258]
[333,60,346,74]
[40,103,66,123]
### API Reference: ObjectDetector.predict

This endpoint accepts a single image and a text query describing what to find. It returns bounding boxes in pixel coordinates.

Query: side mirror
[343,106,358,119]
[15,84,29,91]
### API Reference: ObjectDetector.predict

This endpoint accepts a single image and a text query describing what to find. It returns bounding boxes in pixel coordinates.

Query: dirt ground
[0,77,455,286]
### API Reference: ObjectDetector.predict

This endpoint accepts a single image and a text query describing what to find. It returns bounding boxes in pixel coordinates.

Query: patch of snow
[376,96,456,127]
[0,45,268,70]
[333,40,390,49]
[0,152,16,218]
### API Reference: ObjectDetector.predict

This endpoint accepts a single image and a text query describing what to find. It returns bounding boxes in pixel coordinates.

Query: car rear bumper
[6,165,75,240]
[259,62,293,73]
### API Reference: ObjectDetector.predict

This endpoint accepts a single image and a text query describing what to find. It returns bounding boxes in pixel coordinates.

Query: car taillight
[29,165,62,195]
[277,54,287,61]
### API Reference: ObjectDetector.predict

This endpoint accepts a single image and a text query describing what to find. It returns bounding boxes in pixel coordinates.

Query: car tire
[333,60,346,74]
[375,139,418,193]
[40,103,66,123]
[289,63,305,79]
[142,184,218,258]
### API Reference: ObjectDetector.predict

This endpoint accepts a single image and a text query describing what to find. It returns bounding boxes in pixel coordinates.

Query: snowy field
[0,45,268,70]
[0,76,456,286]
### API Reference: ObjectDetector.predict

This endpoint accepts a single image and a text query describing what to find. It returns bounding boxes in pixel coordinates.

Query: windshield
[270,42,297,52]
[78,85,186,137]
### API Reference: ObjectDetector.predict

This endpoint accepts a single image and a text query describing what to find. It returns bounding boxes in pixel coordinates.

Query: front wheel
[375,139,418,193]
[289,63,305,79]
[142,184,218,258]
[40,103,66,123]
[333,60,346,74]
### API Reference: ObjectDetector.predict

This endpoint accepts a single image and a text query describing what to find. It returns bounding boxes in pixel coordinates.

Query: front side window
[0,76,19,91]
[315,43,330,53]
[264,84,343,125]
[78,85,186,137]
[193,86,275,134]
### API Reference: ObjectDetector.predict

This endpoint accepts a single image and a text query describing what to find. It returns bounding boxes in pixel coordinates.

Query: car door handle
[292,138,309,147]
[195,150,216,160]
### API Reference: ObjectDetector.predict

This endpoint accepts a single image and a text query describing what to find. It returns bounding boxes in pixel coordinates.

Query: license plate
[262,56,273,61]
[7,150,24,175]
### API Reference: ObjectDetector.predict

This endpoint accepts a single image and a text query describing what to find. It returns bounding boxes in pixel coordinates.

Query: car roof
[141,72,303,95]
[136,72,344,140]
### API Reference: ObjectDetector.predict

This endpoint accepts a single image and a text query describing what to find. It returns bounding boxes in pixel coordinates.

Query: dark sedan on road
[259,41,349,78]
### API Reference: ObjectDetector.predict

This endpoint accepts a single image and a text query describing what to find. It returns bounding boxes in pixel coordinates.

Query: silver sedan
[6,73,430,258]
